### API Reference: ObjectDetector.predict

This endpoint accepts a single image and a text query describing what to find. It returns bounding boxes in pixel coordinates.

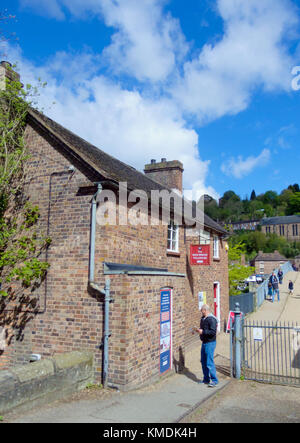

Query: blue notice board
[160,289,171,374]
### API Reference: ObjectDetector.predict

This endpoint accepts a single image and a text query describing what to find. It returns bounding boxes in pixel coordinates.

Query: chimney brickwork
[144,159,184,192]
[0,61,21,90]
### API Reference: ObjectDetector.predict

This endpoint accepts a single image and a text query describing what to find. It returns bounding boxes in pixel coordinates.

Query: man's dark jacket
[200,315,217,343]
[269,274,279,289]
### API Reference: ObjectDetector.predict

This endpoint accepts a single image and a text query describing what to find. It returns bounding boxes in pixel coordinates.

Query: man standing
[269,272,280,302]
[195,304,219,387]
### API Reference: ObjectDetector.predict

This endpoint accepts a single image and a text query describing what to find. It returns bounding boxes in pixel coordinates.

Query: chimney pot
[0,61,21,91]
[144,159,184,192]
[1,61,12,68]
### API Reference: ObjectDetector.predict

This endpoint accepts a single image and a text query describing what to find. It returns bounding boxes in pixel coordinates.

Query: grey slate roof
[253,251,287,262]
[261,215,300,225]
[27,109,227,235]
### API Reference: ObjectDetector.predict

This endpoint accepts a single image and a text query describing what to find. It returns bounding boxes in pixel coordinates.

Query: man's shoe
[208,381,218,387]
[198,380,209,385]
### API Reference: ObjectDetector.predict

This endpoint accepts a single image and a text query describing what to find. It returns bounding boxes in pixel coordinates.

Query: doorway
[213,282,221,332]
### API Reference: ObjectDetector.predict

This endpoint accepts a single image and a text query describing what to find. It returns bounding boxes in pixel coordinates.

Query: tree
[220,190,240,207]
[250,190,256,201]
[228,241,255,295]
[262,190,279,208]
[229,264,255,296]
[286,192,300,215]
[288,184,300,193]
[204,198,220,221]
[0,63,51,297]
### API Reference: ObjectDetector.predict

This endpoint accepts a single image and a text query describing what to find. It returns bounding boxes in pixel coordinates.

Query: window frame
[167,222,179,253]
[213,235,220,259]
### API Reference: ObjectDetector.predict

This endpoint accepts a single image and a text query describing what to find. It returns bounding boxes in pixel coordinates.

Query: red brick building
[0,64,229,390]
[251,251,288,275]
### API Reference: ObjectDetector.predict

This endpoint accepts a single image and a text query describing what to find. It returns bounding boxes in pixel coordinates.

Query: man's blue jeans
[272,288,280,302]
[201,341,218,384]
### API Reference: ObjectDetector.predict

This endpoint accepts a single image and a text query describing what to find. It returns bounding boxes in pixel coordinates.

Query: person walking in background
[278,268,283,285]
[194,304,219,388]
[268,280,273,300]
[288,280,294,296]
[269,272,280,303]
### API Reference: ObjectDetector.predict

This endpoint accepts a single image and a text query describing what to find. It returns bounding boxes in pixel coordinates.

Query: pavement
[181,378,300,423]
[5,343,231,423]
[214,270,300,361]
[5,271,300,423]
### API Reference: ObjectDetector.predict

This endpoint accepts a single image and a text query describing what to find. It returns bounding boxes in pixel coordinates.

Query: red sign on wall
[190,244,210,265]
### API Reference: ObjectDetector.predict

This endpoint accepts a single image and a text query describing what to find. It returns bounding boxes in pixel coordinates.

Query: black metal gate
[241,320,300,386]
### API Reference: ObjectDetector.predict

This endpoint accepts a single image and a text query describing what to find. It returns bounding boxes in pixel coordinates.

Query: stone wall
[0,351,93,414]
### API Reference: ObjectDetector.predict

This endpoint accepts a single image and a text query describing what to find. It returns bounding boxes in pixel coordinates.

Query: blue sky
[2,0,300,200]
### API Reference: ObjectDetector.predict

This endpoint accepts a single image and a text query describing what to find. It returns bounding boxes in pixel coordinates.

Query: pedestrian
[269,272,280,302]
[278,268,283,285]
[194,304,219,387]
[267,280,273,300]
[288,280,294,295]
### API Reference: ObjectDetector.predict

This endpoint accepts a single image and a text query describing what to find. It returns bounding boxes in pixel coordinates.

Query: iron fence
[256,261,294,309]
[241,320,300,386]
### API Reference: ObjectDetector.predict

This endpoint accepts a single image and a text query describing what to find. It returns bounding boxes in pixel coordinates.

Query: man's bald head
[201,304,210,317]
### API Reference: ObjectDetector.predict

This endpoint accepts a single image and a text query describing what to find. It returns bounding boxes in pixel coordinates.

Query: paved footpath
[6,356,230,423]
[181,270,300,424]
[215,270,300,361]
[5,271,299,424]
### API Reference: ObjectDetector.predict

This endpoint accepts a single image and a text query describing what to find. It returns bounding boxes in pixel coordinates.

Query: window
[199,229,210,245]
[167,222,179,252]
[213,236,219,259]
[279,225,285,236]
[293,224,298,237]
[259,262,264,274]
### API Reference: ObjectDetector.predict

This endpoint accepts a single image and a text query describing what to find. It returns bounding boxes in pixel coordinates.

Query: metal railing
[231,303,300,386]
[256,261,294,309]
[242,320,300,386]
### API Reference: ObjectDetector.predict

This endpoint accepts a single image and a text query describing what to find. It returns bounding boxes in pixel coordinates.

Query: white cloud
[13,0,300,193]
[20,0,66,20]
[171,0,298,123]
[8,45,215,197]
[99,0,188,82]
[20,0,188,82]
[221,148,271,179]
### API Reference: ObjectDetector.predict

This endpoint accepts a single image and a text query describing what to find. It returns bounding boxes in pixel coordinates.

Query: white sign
[293,328,300,353]
[198,291,207,310]
[253,328,263,342]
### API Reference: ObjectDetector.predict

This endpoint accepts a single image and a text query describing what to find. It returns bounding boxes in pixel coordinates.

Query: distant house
[226,220,260,232]
[251,251,288,275]
[261,216,300,241]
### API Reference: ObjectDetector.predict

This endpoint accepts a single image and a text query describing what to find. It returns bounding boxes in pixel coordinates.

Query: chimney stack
[144,158,184,193]
[0,61,21,90]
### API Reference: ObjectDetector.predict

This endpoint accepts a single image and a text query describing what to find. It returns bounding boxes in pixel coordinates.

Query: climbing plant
[228,242,255,296]
[0,64,51,298]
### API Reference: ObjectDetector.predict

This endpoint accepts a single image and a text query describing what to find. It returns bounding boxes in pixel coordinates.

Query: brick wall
[0,121,229,389]
[264,223,300,241]
[255,260,287,275]
[185,233,229,346]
